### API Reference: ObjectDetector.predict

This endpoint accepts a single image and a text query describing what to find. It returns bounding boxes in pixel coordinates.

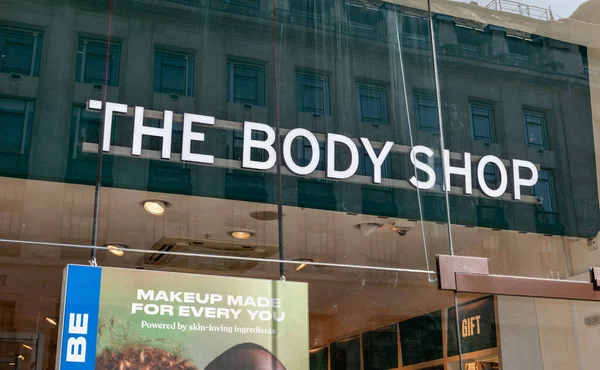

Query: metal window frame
[0,27,42,77]
[356,82,388,125]
[227,60,265,106]
[469,101,495,143]
[78,37,121,86]
[437,255,600,302]
[155,49,194,97]
[523,109,548,149]
[414,91,439,132]
[296,71,330,115]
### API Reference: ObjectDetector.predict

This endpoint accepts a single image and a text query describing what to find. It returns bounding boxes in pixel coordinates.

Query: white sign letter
[66,337,86,362]
[283,128,320,175]
[327,133,359,179]
[409,145,436,190]
[132,107,173,159]
[68,313,88,335]
[443,150,472,194]
[477,155,508,198]
[88,100,128,152]
[360,138,394,184]
[242,122,276,170]
[181,113,215,164]
[511,159,538,200]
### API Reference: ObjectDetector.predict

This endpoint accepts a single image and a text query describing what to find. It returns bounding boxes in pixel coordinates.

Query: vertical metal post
[90,0,113,266]
[272,0,285,281]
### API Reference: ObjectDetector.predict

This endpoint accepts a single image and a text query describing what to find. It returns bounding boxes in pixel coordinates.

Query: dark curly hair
[96,345,198,370]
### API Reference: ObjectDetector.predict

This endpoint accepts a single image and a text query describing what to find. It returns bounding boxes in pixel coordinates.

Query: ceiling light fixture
[141,200,169,216]
[104,243,130,257]
[22,344,32,350]
[294,258,314,271]
[354,222,383,237]
[45,317,57,326]
[227,229,255,240]
[249,210,280,221]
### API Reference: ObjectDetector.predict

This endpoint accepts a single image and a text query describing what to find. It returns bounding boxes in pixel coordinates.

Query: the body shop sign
[88,100,538,200]
[56,264,308,370]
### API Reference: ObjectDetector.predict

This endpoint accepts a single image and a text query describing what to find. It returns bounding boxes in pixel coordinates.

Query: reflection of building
[0,0,596,237]
[0,0,600,370]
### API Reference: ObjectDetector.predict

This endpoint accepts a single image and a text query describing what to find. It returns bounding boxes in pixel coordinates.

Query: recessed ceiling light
[249,210,280,221]
[22,344,32,350]
[141,200,169,216]
[45,317,57,326]
[227,229,255,240]
[294,258,314,271]
[104,244,130,257]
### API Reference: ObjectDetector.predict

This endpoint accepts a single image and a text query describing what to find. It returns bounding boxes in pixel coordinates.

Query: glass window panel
[0,98,31,155]
[0,29,40,76]
[358,85,387,124]
[3,39,33,74]
[297,73,329,114]
[524,111,547,148]
[526,123,544,148]
[414,93,439,131]
[77,39,120,86]
[225,0,260,10]
[229,62,264,105]
[533,170,556,214]
[155,51,194,96]
[470,103,494,142]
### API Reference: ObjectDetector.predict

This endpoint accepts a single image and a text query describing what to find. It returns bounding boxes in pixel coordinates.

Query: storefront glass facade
[0,0,599,369]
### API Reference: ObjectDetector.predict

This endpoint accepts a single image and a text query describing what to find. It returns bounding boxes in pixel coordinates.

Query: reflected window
[506,36,542,65]
[414,92,439,132]
[401,14,428,36]
[296,139,325,171]
[400,14,429,49]
[296,72,330,115]
[523,110,547,149]
[227,61,265,106]
[166,0,198,5]
[579,45,589,75]
[70,106,101,159]
[345,3,381,33]
[0,97,34,154]
[141,119,183,153]
[360,147,391,180]
[469,102,495,142]
[232,130,265,162]
[0,27,42,76]
[455,26,490,55]
[533,169,558,224]
[290,0,322,16]
[76,38,121,86]
[356,83,387,124]
[225,0,259,9]
[482,164,499,189]
[154,49,194,96]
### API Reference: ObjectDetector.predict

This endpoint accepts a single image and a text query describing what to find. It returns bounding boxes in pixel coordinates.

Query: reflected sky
[449,0,587,19]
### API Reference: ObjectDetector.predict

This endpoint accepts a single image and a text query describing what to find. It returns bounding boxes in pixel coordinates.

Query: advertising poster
[55,265,309,370]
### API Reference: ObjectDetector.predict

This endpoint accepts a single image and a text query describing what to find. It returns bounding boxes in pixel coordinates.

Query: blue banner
[57,265,102,370]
